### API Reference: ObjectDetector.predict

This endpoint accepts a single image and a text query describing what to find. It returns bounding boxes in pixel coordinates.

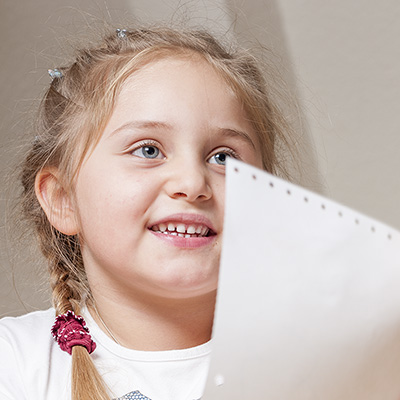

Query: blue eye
[209,152,231,165]
[132,145,162,159]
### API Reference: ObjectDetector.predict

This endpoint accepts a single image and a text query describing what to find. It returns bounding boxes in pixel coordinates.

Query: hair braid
[20,74,112,400]
[49,256,110,399]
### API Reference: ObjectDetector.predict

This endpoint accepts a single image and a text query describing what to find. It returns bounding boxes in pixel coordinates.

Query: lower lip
[149,230,217,248]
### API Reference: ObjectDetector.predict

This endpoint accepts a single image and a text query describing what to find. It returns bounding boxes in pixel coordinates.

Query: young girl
[0,26,289,400]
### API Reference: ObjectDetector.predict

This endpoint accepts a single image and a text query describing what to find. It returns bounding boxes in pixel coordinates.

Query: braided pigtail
[52,266,110,399]
[46,233,111,399]
[21,70,112,400]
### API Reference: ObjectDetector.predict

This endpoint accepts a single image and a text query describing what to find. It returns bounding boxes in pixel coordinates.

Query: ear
[35,168,79,236]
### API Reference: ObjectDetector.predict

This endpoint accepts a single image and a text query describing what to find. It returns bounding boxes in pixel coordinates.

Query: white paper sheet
[204,159,400,400]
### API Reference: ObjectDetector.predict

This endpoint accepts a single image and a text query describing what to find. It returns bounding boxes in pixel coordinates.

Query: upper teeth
[151,222,209,237]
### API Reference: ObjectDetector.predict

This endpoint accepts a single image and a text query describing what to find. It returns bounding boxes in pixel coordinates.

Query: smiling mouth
[149,222,216,238]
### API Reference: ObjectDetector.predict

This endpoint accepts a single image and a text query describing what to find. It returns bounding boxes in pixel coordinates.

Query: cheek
[211,178,226,219]
[74,170,160,237]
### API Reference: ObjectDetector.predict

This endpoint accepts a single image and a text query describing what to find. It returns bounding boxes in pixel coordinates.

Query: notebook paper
[204,159,400,400]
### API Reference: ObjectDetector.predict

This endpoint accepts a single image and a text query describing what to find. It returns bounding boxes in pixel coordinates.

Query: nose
[164,158,213,202]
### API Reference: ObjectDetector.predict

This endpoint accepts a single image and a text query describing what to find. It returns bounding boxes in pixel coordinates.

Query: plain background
[1,0,400,317]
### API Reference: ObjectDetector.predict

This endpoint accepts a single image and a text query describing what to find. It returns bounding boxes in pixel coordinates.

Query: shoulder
[0,308,58,367]
[0,308,55,344]
[0,308,58,364]
[0,308,63,400]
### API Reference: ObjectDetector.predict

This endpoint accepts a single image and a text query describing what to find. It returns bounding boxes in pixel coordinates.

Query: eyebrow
[217,128,257,150]
[110,120,256,149]
[110,120,173,136]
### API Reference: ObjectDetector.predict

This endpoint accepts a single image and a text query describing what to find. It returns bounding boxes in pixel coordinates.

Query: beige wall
[279,0,400,228]
[1,0,399,316]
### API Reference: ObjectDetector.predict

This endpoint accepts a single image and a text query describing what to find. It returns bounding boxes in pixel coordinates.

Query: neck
[89,289,217,351]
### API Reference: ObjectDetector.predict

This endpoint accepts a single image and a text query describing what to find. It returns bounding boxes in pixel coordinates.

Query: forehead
[102,54,252,137]
[121,55,235,103]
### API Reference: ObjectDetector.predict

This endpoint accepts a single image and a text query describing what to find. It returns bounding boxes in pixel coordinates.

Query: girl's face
[73,55,263,302]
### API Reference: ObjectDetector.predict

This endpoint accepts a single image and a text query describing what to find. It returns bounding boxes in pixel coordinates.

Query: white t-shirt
[0,308,211,400]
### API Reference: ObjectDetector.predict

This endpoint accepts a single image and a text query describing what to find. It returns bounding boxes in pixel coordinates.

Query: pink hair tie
[51,310,96,355]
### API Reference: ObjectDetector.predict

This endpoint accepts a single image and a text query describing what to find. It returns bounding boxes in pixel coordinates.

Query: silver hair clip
[48,69,63,79]
[116,29,127,38]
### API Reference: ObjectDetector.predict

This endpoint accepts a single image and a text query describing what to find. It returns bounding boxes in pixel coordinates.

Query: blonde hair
[20,26,293,399]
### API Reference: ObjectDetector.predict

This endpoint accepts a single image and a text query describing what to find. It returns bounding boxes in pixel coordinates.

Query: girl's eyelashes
[128,142,240,165]
[130,140,165,160]
[208,149,240,166]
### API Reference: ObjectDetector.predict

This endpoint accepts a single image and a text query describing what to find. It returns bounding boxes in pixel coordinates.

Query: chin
[151,270,219,299]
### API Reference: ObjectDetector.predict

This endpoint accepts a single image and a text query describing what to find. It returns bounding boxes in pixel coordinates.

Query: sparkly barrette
[116,28,127,38]
[48,68,63,80]
[51,310,96,355]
